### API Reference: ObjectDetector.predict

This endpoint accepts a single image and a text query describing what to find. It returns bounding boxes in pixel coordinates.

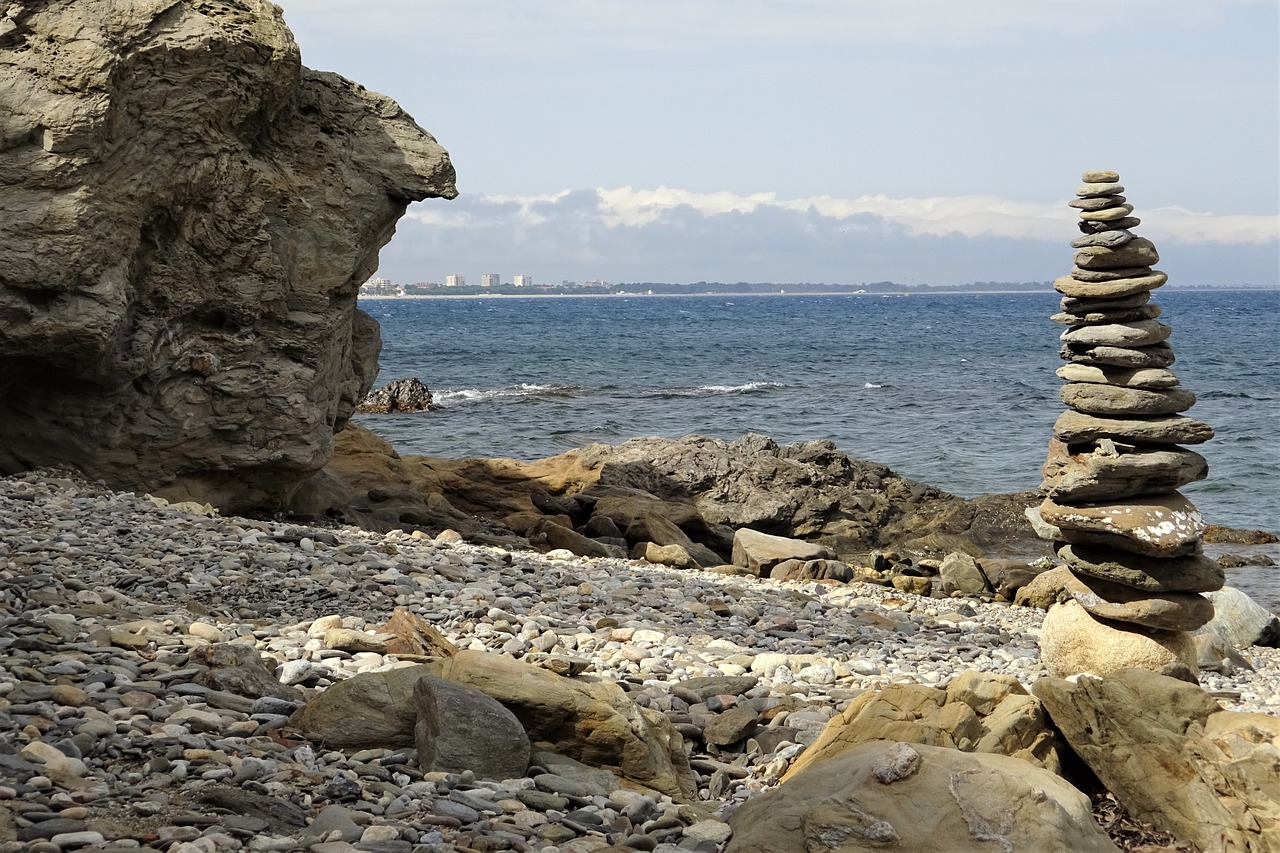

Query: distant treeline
[617,280,1051,295]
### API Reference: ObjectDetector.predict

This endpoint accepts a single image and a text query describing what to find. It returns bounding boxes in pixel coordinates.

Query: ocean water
[358,289,1280,537]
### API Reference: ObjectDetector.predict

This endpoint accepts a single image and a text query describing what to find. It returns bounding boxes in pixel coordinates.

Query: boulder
[413,676,530,780]
[528,517,624,559]
[728,741,1117,853]
[357,378,436,413]
[0,0,456,513]
[938,552,992,596]
[1195,586,1280,649]
[784,671,1062,779]
[772,558,853,583]
[289,652,697,800]
[633,541,699,569]
[1035,668,1280,853]
[624,512,725,568]
[1039,600,1198,681]
[732,528,835,577]
[1013,565,1072,609]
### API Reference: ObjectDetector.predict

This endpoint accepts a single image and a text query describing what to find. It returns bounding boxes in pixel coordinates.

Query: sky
[274,1,1279,287]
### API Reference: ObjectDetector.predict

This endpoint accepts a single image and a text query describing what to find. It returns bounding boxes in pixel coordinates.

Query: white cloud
[407,187,1279,246]
[279,0,1269,53]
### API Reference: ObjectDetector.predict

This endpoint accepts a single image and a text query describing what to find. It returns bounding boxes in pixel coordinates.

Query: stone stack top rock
[1034,170,1222,683]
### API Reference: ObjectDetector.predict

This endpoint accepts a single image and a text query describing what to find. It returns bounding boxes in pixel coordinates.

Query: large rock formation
[0,1,455,512]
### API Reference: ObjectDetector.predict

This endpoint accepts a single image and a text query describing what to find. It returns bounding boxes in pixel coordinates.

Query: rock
[938,552,991,596]
[1040,438,1208,502]
[702,706,760,747]
[1060,320,1172,349]
[981,558,1043,600]
[289,666,426,748]
[1203,525,1280,545]
[1014,565,1072,609]
[624,512,725,569]
[1034,668,1280,853]
[1053,410,1213,445]
[0,0,456,513]
[1039,492,1206,558]
[1073,237,1160,270]
[381,607,459,659]
[727,741,1117,853]
[1062,571,1215,632]
[1196,587,1280,649]
[771,558,853,583]
[1059,341,1177,369]
[1058,542,1225,593]
[1052,303,1162,325]
[1053,270,1168,300]
[357,378,437,413]
[783,671,1062,778]
[1039,600,1198,681]
[529,517,622,559]
[634,541,699,569]
[1054,363,1178,389]
[190,642,305,704]
[1195,633,1257,676]
[1058,383,1195,417]
[413,675,530,780]
[731,528,835,578]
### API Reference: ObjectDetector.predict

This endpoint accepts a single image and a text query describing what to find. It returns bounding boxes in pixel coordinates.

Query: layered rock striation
[1034,170,1221,680]
[0,1,456,512]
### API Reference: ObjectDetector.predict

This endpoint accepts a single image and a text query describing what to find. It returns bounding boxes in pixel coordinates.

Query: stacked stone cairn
[1032,169,1224,682]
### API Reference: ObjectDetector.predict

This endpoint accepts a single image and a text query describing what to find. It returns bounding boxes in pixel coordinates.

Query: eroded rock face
[0,1,456,512]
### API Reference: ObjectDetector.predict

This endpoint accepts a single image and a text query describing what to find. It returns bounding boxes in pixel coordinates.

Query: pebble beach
[3,469,1278,853]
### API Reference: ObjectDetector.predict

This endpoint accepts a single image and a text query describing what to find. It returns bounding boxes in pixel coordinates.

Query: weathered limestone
[0,0,456,512]
[1038,171,1222,680]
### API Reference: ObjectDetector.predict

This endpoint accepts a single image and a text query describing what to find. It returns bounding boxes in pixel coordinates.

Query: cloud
[284,0,1269,54]
[407,187,1279,246]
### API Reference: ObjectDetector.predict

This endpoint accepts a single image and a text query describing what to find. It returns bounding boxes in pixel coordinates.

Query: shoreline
[356,286,1277,301]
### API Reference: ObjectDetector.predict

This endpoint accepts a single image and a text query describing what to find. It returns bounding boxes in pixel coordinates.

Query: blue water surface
[358,289,1279,534]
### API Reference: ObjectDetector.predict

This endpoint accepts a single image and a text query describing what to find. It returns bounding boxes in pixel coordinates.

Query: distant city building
[445,275,465,288]
[359,277,402,297]
[480,273,501,288]
[513,274,534,287]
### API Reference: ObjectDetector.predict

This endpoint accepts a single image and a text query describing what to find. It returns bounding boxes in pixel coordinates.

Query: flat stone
[1079,216,1141,233]
[1063,571,1215,632]
[1055,364,1178,389]
[1068,265,1154,283]
[1081,170,1120,183]
[1074,238,1159,270]
[1040,439,1208,502]
[1058,543,1225,594]
[1039,492,1205,558]
[1059,383,1195,417]
[1060,290,1150,312]
[1053,409,1213,445]
[1079,204,1134,221]
[1054,271,1167,300]
[1077,181,1125,197]
[1061,319,1171,349]
[1069,195,1126,211]
[1059,341,1176,369]
[1071,229,1135,248]
[1051,304,1161,326]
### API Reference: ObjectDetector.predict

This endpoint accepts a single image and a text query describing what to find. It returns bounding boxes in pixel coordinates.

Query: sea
[358,288,1280,607]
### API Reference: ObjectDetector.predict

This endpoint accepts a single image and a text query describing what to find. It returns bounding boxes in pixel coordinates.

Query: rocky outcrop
[298,429,1049,569]
[357,378,437,413]
[1035,668,1280,853]
[783,671,1064,780]
[0,1,456,512]
[727,741,1118,853]
[1036,170,1219,680]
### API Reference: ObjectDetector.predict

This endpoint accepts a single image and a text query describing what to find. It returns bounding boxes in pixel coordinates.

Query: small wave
[863,382,884,389]
[639,381,786,399]
[432,383,579,407]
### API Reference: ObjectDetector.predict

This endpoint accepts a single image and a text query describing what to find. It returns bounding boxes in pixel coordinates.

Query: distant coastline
[359,285,1276,301]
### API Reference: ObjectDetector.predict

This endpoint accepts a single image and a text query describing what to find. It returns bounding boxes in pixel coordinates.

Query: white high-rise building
[445,274,466,287]
[513,274,533,287]
[480,273,500,288]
